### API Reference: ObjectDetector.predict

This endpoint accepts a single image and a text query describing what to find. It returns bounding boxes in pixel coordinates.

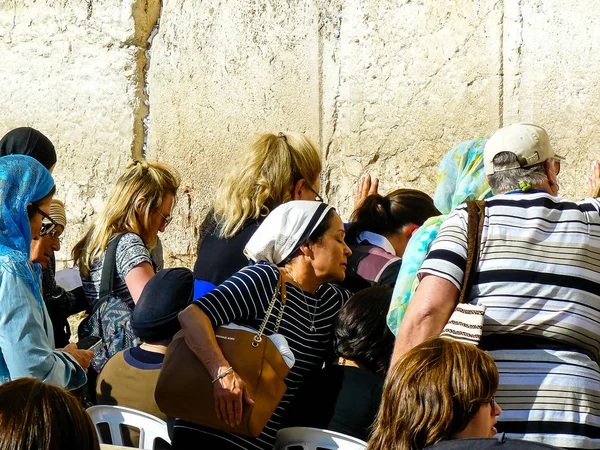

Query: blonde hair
[73,160,180,278]
[213,132,321,239]
[368,338,499,450]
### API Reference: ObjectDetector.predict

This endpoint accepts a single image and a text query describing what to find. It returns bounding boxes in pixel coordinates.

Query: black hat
[132,268,194,341]
[0,127,57,170]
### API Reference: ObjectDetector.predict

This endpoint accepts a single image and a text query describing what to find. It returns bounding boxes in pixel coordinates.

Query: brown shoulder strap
[277,268,287,306]
[458,200,486,304]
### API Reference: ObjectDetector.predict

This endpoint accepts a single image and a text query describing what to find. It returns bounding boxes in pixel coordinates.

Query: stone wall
[2,0,600,268]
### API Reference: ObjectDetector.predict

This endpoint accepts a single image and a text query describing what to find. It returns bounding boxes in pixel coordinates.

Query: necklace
[339,357,361,368]
[284,266,318,332]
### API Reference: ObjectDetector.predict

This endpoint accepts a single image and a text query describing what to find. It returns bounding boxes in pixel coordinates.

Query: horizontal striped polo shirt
[418,192,600,447]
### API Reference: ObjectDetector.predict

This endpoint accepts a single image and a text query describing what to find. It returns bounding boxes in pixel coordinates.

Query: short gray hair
[487,152,548,194]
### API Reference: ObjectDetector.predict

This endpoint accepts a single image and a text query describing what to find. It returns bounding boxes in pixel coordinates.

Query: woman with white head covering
[175,200,352,450]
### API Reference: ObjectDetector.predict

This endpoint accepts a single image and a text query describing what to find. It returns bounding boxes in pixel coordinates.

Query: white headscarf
[244,200,333,265]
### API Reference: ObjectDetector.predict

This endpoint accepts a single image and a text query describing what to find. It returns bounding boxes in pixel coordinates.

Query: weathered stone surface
[0,0,160,267]
[322,0,503,219]
[502,0,600,200]
[146,0,322,267]
[3,0,600,269]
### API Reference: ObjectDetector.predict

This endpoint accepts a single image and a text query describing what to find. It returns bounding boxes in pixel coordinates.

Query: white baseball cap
[484,123,565,175]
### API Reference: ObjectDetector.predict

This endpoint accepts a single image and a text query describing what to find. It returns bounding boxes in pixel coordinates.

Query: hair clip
[278,132,287,141]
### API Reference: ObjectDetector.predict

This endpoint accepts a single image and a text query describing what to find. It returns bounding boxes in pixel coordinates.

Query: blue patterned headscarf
[0,155,55,300]
[387,138,492,335]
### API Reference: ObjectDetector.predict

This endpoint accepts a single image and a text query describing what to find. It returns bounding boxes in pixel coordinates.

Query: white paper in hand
[55,267,83,291]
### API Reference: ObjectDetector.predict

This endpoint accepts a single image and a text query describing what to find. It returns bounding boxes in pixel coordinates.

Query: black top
[42,255,88,347]
[193,218,260,286]
[283,365,384,442]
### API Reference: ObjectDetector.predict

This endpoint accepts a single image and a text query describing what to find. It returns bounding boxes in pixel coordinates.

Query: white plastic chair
[274,427,368,450]
[86,405,171,449]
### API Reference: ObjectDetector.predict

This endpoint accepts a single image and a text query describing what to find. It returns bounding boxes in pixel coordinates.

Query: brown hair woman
[368,337,501,450]
[0,378,100,450]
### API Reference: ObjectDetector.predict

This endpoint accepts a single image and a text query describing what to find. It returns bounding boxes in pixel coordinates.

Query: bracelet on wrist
[212,366,233,384]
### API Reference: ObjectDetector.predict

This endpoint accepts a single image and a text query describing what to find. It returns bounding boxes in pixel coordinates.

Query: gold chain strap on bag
[155,268,290,437]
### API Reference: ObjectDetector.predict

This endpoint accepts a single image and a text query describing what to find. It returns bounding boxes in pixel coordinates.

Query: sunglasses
[36,207,59,237]
[306,184,324,203]
[157,210,172,226]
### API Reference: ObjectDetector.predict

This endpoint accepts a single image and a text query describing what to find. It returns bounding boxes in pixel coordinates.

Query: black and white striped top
[420,192,600,357]
[185,262,351,450]
[419,192,600,447]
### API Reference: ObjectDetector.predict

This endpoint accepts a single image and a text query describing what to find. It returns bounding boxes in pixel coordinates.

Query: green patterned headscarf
[387,138,491,335]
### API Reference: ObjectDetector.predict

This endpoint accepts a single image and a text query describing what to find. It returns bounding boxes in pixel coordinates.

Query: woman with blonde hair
[74,160,180,373]
[193,131,322,297]
[368,338,501,450]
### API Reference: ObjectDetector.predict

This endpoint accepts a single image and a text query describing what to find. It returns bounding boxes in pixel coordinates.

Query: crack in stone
[323,4,343,164]
[142,12,161,157]
[127,0,162,160]
[499,0,504,127]
[319,1,343,199]
[513,0,524,119]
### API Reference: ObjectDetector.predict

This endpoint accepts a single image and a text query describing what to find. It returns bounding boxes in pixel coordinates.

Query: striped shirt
[419,192,600,448]
[177,262,351,450]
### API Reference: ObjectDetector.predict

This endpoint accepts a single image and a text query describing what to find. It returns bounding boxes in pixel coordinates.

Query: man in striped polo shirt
[391,123,600,448]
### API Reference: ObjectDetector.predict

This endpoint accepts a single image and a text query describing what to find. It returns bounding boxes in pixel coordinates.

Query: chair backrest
[274,427,368,450]
[86,405,170,449]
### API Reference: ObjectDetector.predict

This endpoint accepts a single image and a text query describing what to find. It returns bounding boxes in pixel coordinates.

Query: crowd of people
[0,123,598,450]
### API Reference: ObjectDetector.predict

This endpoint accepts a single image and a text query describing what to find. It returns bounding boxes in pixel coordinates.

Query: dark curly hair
[333,286,394,376]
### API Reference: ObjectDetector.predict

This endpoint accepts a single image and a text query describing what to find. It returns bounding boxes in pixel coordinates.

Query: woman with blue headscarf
[387,138,492,335]
[0,155,90,389]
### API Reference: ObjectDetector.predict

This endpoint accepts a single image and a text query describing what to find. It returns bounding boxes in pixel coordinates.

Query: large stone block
[146,0,323,267]
[502,0,600,200]
[0,0,160,267]
[4,0,599,271]
[322,0,503,219]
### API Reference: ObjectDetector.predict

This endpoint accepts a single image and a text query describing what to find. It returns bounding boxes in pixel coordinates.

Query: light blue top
[0,256,86,388]
[0,155,86,389]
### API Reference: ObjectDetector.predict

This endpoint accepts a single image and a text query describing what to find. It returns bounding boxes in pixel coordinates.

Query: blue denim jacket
[0,258,87,389]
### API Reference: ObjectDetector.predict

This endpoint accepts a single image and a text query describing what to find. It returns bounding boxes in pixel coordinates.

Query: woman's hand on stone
[213,367,254,427]
[354,173,379,211]
[589,161,600,198]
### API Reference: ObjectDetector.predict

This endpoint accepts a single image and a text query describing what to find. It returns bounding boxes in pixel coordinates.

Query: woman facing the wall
[343,189,440,292]
[192,132,322,298]
[175,201,352,450]
[73,160,181,373]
